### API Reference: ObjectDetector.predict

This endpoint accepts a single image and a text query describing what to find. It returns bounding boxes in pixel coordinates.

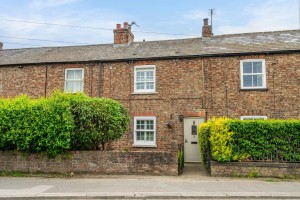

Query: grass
[0,171,76,178]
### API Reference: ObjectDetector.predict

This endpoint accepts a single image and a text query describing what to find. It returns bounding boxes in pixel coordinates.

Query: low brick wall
[211,161,300,178]
[0,151,178,175]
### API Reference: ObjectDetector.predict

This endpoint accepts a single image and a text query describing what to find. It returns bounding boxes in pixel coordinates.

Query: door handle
[185,139,188,143]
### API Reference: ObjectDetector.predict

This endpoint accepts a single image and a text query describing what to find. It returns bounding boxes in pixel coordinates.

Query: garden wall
[0,151,178,175]
[211,161,300,178]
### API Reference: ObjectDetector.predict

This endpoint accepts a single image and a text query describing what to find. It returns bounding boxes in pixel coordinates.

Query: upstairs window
[64,69,84,93]
[134,65,156,93]
[240,60,266,89]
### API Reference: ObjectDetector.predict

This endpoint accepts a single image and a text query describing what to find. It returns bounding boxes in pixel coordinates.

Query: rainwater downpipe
[98,62,102,97]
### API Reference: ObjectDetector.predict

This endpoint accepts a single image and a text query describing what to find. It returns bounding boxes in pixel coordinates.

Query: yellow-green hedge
[198,117,300,164]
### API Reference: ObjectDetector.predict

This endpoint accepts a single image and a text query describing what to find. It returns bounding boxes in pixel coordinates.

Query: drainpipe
[98,62,102,97]
[44,65,48,97]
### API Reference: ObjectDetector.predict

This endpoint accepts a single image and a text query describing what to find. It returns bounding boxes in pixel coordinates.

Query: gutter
[0,49,300,66]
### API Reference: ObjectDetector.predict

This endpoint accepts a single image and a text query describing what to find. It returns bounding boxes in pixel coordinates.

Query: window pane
[148,132,154,141]
[136,77,141,82]
[146,132,150,140]
[243,75,252,87]
[74,70,82,79]
[67,70,82,80]
[136,131,154,141]
[136,131,141,140]
[253,75,263,86]
[136,73,142,82]
[67,70,75,79]
[146,71,154,81]
[146,120,154,130]
[65,81,74,92]
[140,121,145,129]
[136,83,145,90]
[66,81,82,92]
[253,62,262,73]
[140,71,145,78]
[243,62,252,73]
[146,82,154,89]
[147,124,154,130]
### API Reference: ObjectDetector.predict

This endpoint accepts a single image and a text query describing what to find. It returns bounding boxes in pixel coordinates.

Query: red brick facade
[202,54,300,119]
[0,53,299,154]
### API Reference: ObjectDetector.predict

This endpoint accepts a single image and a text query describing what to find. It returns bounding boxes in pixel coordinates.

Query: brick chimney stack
[202,18,212,37]
[113,22,134,45]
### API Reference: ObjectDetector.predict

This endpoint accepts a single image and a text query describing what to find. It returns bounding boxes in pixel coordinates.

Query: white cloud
[216,0,299,34]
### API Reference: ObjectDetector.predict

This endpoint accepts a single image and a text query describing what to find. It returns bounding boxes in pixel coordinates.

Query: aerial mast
[209,9,215,35]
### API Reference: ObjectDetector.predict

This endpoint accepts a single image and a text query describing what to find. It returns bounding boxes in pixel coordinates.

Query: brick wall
[100,59,205,151]
[0,151,178,175]
[211,161,300,178]
[202,53,300,119]
[0,63,99,98]
[0,52,299,155]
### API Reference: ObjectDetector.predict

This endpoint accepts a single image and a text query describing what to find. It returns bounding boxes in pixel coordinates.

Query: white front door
[184,118,204,162]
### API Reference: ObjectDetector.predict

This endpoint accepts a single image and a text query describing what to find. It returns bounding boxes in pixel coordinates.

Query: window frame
[64,68,84,93]
[133,116,157,147]
[240,59,266,90]
[134,65,156,94]
[240,116,268,120]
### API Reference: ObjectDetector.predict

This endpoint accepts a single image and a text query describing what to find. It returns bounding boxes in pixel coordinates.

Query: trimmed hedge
[198,119,212,168]
[0,95,73,157]
[0,92,130,157]
[198,118,300,164]
[229,119,300,162]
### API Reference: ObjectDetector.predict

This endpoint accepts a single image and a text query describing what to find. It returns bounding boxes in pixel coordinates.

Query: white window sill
[240,87,268,91]
[132,144,157,148]
[64,91,84,93]
[132,92,158,95]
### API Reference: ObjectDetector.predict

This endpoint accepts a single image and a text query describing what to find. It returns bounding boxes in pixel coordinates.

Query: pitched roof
[0,30,300,66]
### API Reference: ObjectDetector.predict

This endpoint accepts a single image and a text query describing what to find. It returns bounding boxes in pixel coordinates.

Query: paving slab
[1,163,300,199]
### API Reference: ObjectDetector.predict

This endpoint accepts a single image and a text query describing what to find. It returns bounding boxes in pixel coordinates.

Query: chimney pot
[203,18,209,26]
[123,22,129,29]
[116,24,121,29]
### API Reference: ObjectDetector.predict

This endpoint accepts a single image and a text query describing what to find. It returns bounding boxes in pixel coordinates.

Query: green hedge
[198,119,212,168]
[0,95,74,157]
[67,94,130,150]
[0,92,130,157]
[198,118,300,164]
[229,119,300,162]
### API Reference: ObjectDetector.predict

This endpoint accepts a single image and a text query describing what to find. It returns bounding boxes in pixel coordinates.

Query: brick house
[0,19,299,171]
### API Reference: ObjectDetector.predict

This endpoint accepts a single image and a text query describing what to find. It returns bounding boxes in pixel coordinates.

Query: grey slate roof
[0,30,300,66]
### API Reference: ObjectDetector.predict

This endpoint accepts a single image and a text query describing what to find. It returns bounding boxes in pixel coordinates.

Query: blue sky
[0,0,299,49]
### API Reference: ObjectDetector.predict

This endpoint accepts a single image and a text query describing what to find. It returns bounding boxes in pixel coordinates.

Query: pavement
[0,163,300,199]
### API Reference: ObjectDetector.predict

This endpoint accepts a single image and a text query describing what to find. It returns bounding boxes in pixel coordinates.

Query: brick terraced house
[0,20,299,174]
